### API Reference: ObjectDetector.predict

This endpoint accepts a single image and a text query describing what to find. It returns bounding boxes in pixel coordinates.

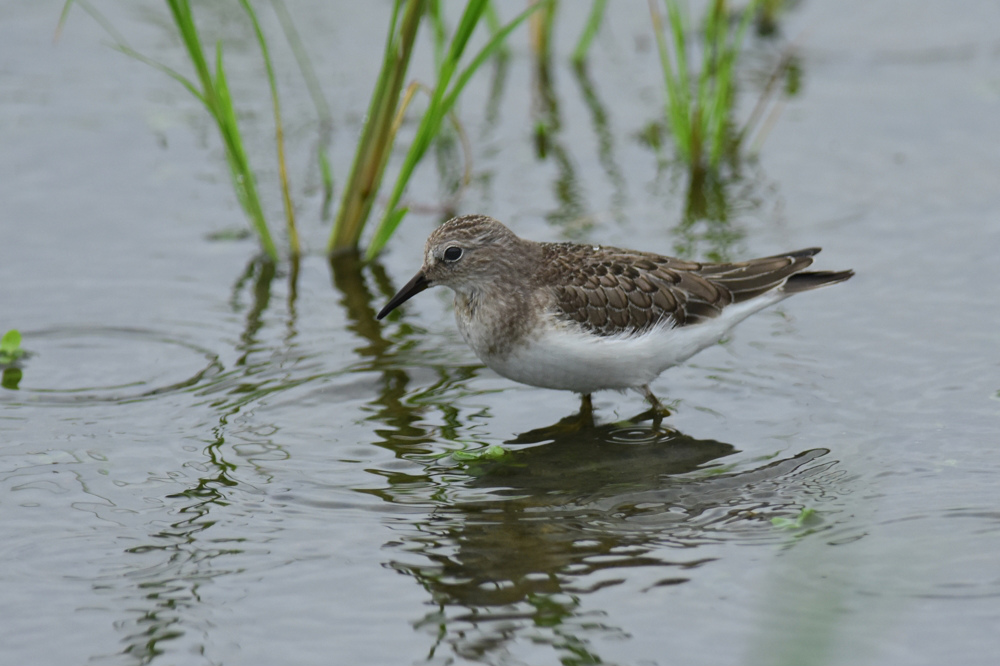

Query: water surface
[2,2,999,664]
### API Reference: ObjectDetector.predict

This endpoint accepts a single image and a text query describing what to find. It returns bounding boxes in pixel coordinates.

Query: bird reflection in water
[376,409,830,664]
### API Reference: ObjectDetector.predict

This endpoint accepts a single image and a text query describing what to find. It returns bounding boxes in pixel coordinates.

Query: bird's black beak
[376,271,430,320]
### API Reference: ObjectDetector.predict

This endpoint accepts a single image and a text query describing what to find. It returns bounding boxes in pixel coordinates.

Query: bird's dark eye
[443,246,463,262]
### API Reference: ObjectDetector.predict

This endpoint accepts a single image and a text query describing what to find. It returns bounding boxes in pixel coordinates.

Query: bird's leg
[640,385,670,426]
[574,393,595,428]
[640,385,662,410]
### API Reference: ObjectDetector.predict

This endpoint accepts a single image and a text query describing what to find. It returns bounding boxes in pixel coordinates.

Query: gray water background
[2,2,999,664]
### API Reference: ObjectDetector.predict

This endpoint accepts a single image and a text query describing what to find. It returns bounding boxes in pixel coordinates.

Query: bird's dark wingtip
[783,269,855,293]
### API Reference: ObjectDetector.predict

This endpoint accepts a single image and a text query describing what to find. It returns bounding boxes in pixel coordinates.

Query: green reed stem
[328,0,425,255]
[56,0,127,44]
[169,0,279,261]
[571,0,607,64]
[428,0,448,69]
[530,0,557,64]
[269,0,335,222]
[650,0,692,165]
[364,1,541,259]
[482,1,510,60]
[240,0,299,257]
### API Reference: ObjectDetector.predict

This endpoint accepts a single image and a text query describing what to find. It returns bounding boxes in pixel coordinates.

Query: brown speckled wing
[538,243,819,337]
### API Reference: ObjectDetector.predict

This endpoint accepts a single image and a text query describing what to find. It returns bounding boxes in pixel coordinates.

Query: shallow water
[2,2,1000,665]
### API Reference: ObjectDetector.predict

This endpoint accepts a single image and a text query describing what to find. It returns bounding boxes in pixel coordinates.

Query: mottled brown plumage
[538,243,827,335]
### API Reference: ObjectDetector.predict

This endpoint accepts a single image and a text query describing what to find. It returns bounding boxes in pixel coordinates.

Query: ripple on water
[0,326,222,406]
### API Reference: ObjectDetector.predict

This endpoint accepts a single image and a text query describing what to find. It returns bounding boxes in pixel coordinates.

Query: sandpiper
[377,215,853,411]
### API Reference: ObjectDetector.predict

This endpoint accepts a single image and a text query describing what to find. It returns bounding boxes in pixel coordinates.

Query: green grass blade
[664,1,691,116]
[429,0,488,106]
[0,330,22,357]
[212,41,279,260]
[650,0,691,161]
[212,44,251,212]
[165,1,280,258]
[441,2,542,114]
[482,1,510,59]
[707,0,756,165]
[165,0,215,103]
[58,1,205,104]
[650,0,759,172]
[428,0,448,69]
[571,0,607,64]
[56,0,129,45]
[269,0,331,122]
[111,43,206,105]
[328,0,425,254]
[363,1,490,258]
[318,149,334,219]
[56,0,74,39]
[269,0,334,217]
[331,0,407,242]
[444,0,489,73]
[62,0,281,260]
[240,0,299,256]
[365,1,541,259]
[699,0,725,165]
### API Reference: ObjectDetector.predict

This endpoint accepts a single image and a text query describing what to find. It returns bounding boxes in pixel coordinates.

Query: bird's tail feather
[782,270,855,293]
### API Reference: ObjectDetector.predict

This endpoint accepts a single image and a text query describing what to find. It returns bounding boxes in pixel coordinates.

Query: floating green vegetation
[0,368,21,390]
[771,507,818,530]
[1,330,25,390]
[452,444,510,461]
[329,0,542,259]
[0,330,24,365]
[649,0,761,178]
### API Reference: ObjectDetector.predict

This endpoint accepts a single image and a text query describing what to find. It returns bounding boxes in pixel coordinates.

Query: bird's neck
[453,281,537,358]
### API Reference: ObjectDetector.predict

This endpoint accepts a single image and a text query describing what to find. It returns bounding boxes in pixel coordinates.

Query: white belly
[463,292,789,394]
